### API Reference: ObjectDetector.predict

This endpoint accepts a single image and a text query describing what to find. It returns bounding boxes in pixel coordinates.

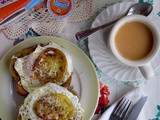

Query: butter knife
[127,96,147,120]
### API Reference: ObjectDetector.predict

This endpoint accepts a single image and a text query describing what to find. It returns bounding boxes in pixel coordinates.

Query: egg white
[18,83,83,120]
[14,42,73,92]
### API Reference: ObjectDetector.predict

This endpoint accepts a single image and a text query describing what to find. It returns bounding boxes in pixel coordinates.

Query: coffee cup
[108,15,160,79]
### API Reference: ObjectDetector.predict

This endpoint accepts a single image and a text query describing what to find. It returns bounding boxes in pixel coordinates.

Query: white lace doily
[28,5,66,36]
[3,16,29,40]
[3,0,94,39]
[67,0,95,22]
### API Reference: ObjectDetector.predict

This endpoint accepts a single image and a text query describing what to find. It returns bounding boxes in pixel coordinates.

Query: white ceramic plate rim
[0,36,99,120]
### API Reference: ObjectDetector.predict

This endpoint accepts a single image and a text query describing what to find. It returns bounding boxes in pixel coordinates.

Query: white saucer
[88,2,160,81]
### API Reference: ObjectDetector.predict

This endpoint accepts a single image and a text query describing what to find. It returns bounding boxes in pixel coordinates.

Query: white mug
[108,15,160,80]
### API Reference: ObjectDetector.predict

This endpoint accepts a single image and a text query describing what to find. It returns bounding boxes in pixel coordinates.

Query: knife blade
[127,96,147,120]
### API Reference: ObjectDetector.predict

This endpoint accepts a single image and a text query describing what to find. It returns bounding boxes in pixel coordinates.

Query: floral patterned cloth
[0,0,160,119]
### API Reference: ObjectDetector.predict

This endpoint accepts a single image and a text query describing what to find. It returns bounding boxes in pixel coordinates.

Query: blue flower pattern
[150,106,160,120]
[13,28,39,45]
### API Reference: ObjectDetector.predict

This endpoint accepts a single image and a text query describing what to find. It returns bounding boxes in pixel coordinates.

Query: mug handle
[139,63,155,79]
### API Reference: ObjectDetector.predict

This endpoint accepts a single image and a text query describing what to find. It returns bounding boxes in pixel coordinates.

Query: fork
[109,97,132,120]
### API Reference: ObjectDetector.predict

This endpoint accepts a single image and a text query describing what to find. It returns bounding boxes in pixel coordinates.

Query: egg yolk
[34,93,74,120]
[31,48,67,84]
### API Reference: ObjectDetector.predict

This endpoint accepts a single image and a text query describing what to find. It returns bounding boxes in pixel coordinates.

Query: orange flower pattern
[95,81,110,114]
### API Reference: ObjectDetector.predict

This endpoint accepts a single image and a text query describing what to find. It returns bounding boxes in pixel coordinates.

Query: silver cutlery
[76,2,153,41]
[127,96,147,120]
[109,97,132,120]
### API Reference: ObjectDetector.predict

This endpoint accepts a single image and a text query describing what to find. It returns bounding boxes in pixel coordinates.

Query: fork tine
[110,98,132,120]
[117,100,129,116]
[114,98,127,115]
[112,97,124,114]
[121,101,132,119]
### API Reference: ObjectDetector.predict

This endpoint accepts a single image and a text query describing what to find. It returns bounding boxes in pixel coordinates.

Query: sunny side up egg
[18,83,83,120]
[14,42,73,92]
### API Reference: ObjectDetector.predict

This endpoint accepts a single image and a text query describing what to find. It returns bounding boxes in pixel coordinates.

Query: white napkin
[98,87,144,120]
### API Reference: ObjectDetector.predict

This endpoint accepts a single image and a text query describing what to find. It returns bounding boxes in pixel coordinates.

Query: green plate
[0,36,99,120]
